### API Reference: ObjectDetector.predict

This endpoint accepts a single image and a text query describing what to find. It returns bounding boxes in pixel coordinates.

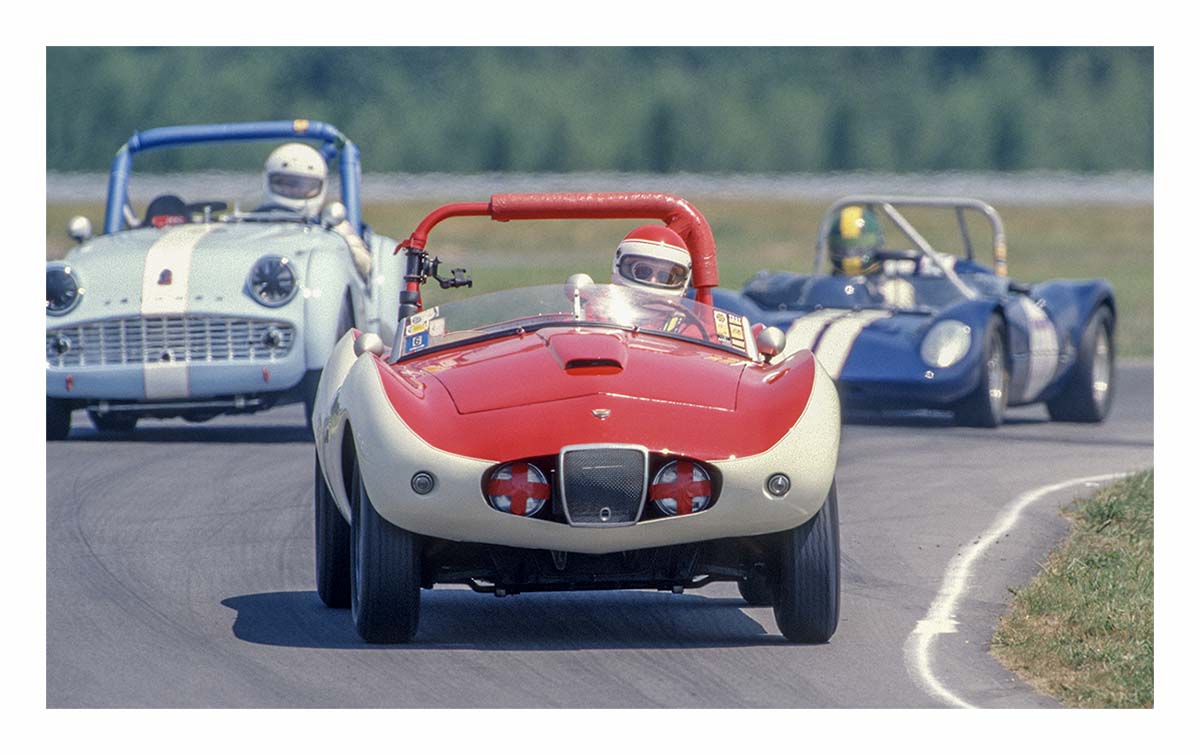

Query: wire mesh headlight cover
[47,264,82,316]
[246,255,299,307]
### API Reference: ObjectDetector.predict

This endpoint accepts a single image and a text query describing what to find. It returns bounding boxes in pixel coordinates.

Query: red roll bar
[397,192,719,306]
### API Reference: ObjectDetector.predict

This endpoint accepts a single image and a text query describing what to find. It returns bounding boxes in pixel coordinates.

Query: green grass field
[991,471,1154,708]
[47,198,1153,356]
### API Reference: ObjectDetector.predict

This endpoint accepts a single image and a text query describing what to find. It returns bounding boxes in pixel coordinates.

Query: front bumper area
[336,353,840,555]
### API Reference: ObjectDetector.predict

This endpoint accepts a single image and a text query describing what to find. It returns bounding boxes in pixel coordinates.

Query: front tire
[314,451,351,608]
[773,481,840,643]
[954,315,1009,428]
[301,369,322,438]
[47,398,72,441]
[87,410,138,433]
[350,461,421,643]
[1046,306,1115,423]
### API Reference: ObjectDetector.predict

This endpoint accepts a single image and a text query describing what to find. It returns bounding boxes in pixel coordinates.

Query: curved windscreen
[391,284,758,361]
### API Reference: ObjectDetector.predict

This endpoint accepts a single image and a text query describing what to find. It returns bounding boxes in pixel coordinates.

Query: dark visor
[269,173,323,200]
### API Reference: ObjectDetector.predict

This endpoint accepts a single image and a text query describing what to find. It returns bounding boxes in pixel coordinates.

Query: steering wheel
[643,300,711,336]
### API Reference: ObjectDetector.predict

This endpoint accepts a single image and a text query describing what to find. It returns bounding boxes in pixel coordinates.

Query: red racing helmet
[612,225,692,295]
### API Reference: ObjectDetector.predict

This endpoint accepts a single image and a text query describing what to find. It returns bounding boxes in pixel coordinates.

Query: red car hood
[424,327,742,413]
[376,327,817,461]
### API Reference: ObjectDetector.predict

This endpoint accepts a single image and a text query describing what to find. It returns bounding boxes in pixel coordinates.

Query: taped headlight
[485,462,549,517]
[246,255,298,307]
[651,460,713,516]
[921,320,972,368]
[46,264,82,316]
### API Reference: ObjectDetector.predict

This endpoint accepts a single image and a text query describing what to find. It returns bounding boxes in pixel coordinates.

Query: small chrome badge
[599,507,612,523]
[592,408,611,420]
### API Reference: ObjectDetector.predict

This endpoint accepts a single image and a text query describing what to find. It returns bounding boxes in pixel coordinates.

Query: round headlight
[246,255,298,307]
[47,265,82,316]
[485,462,549,517]
[651,460,713,516]
[921,320,972,368]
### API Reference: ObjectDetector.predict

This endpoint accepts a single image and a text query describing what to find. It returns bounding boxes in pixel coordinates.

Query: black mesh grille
[560,447,647,526]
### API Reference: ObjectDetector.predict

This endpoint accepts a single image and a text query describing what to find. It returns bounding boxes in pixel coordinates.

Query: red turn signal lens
[486,462,550,517]
[650,461,712,516]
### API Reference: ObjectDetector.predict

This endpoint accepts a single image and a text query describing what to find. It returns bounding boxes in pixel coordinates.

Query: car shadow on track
[222,589,791,650]
[58,424,312,444]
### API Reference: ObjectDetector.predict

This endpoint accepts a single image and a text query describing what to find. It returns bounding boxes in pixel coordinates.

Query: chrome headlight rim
[920,319,973,368]
[46,262,83,317]
[245,255,300,308]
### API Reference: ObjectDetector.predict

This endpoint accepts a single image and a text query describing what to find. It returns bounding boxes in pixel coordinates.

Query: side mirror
[321,201,347,228]
[67,216,93,243]
[354,332,385,357]
[564,273,595,300]
[756,326,787,361]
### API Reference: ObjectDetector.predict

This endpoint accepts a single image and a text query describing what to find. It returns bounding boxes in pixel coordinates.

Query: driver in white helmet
[260,143,372,279]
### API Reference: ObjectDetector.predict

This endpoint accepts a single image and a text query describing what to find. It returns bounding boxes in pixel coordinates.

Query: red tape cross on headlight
[650,461,712,515]
[486,462,550,516]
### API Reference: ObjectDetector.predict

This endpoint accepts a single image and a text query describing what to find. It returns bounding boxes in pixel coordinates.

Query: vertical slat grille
[46,315,295,368]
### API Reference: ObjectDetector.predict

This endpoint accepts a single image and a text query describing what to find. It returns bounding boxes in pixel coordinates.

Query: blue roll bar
[103,120,363,235]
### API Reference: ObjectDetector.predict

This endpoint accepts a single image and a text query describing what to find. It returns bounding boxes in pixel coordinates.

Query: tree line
[47,47,1152,174]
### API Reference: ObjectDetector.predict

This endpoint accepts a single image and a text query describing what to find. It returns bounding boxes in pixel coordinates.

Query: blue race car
[712,196,1116,427]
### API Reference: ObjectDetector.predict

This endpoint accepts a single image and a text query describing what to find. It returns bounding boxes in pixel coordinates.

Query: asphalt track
[46,364,1152,708]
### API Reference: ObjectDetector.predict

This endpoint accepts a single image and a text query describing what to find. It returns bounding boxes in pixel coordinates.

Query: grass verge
[991,470,1154,708]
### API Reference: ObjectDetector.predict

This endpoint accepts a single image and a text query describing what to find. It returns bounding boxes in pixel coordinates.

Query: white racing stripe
[782,310,848,359]
[140,225,214,399]
[813,310,893,378]
[1018,297,1061,402]
[904,472,1128,708]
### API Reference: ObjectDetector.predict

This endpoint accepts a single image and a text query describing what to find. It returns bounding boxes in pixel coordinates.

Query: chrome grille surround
[46,315,296,368]
[558,444,649,527]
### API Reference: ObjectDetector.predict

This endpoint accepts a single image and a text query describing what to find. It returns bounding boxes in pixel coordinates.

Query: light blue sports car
[46,120,403,439]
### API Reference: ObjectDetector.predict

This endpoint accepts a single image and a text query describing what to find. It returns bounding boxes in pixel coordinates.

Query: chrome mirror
[354,332,385,357]
[321,201,347,228]
[67,216,93,243]
[756,326,787,360]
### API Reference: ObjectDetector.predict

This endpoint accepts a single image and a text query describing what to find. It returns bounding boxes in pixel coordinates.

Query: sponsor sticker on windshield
[713,310,731,339]
[401,308,440,355]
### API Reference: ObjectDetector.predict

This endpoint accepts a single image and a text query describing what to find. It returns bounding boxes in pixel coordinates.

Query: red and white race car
[311,193,842,644]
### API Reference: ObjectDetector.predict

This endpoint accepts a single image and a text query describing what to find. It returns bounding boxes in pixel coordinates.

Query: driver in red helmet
[611,225,693,295]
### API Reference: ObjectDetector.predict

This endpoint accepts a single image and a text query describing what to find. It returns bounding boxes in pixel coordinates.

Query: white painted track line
[904,472,1129,708]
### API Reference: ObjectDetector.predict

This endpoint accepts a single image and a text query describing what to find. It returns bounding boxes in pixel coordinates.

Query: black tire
[737,572,774,607]
[314,451,351,608]
[87,410,138,433]
[773,481,840,643]
[301,369,322,438]
[47,398,72,441]
[1046,306,1115,423]
[350,461,421,643]
[954,315,1009,428]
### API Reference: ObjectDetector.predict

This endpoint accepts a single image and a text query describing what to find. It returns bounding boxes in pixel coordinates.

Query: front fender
[314,329,364,521]
[303,249,358,371]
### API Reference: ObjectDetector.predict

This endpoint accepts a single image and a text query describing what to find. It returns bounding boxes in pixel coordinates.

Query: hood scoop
[544,331,628,375]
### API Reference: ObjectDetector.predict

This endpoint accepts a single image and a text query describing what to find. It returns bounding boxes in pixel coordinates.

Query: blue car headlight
[246,255,298,307]
[46,264,82,316]
[921,320,972,368]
